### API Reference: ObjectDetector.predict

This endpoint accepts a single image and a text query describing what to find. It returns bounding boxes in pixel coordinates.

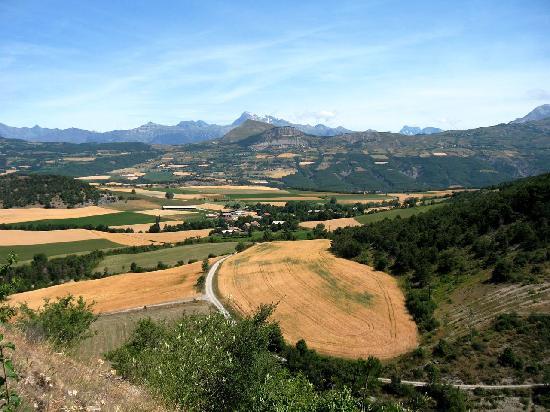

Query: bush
[17,295,97,349]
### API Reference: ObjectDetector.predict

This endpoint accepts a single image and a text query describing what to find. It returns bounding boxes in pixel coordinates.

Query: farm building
[161,205,197,210]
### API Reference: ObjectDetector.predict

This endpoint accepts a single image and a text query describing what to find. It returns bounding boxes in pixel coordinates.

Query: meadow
[9,211,164,228]
[0,239,121,262]
[95,241,238,274]
[354,203,444,224]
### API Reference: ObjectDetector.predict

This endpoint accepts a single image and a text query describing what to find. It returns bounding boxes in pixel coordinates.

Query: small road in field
[205,254,233,319]
[377,378,547,390]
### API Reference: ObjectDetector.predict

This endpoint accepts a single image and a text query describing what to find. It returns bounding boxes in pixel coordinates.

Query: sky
[1,0,549,132]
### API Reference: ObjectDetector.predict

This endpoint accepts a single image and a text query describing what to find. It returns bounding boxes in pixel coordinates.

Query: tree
[165,191,174,199]
[202,258,210,273]
[235,242,246,252]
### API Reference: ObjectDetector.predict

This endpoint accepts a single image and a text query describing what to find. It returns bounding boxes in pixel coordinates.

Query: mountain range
[399,125,443,135]
[1,104,549,145]
[0,112,351,145]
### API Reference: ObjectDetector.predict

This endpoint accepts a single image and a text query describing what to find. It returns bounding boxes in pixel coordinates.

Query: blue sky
[1,0,549,132]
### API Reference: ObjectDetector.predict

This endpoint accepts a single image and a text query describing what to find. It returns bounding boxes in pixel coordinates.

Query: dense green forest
[0,174,101,208]
[331,173,550,330]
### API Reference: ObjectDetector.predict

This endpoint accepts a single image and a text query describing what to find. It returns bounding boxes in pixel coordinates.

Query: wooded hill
[0,174,101,208]
[331,173,550,330]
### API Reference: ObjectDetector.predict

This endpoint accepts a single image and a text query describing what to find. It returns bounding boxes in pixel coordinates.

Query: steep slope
[221,119,275,143]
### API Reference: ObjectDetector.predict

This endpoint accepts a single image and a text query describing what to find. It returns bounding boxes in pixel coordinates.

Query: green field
[75,301,213,361]
[0,239,122,262]
[354,203,444,224]
[11,211,164,228]
[95,241,239,274]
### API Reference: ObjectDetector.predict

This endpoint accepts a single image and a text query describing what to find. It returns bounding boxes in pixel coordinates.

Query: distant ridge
[221,119,275,143]
[400,125,443,135]
[511,104,550,124]
[0,111,352,144]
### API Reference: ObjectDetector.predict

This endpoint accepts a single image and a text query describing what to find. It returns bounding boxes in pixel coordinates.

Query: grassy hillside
[0,239,121,262]
[0,174,101,208]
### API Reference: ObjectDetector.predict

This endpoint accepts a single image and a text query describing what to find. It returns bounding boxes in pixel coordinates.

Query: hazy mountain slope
[511,103,550,124]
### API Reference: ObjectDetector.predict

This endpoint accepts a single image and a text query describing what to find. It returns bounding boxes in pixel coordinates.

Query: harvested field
[276,152,297,158]
[257,201,288,207]
[136,208,195,217]
[388,189,472,203]
[106,187,207,200]
[95,228,212,246]
[0,206,118,224]
[183,185,285,193]
[109,220,183,232]
[197,203,231,211]
[9,260,209,313]
[218,240,418,359]
[299,218,362,231]
[338,198,389,205]
[76,175,111,180]
[264,168,296,178]
[0,229,108,246]
[63,156,96,162]
[238,196,322,202]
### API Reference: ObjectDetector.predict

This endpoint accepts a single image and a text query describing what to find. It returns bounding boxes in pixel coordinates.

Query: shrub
[17,295,97,349]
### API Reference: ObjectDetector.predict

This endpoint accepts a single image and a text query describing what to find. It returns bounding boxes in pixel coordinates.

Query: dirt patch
[9,261,208,313]
[299,218,362,231]
[0,206,119,224]
[276,153,297,159]
[218,239,418,359]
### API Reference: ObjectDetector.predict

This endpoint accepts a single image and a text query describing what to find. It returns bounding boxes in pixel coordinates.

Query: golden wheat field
[299,218,362,231]
[9,261,209,313]
[0,206,119,224]
[217,239,418,359]
[94,228,212,246]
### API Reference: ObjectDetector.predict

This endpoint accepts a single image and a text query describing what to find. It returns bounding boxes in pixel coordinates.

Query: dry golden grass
[94,229,212,246]
[264,168,296,178]
[299,218,362,231]
[276,152,297,158]
[0,229,107,246]
[238,196,322,202]
[2,328,168,411]
[109,220,183,232]
[0,206,119,224]
[9,261,207,313]
[388,189,473,203]
[218,240,418,359]
[257,201,288,207]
